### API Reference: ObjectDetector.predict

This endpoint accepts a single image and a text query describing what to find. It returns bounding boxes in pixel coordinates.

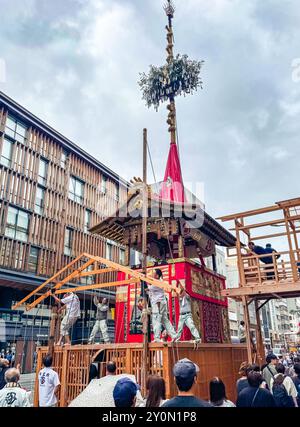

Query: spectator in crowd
[0,368,31,407]
[236,362,250,395]
[5,350,13,365]
[292,363,300,407]
[113,377,139,407]
[286,357,300,378]
[236,371,276,407]
[140,375,167,407]
[209,377,235,407]
[105,361,117,376]
[270,363,298,407]
[0,359,10,390]
[38,354,60,407]
[69,361,143,407]
[162,358,212,407]
[88,363,99,383]
[262,354,278,389]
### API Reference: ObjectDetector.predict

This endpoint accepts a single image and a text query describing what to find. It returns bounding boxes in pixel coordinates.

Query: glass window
[0,138,13,167]
[38,158,48,186]
[28,246,39,273]
[106,242,112,261]
[5,115,27,144]
[61,149,68,169]
[84,209,91,233]
[5,207,29,242]
[34,186,45,215]
[119,248,125,265]
[115,184,119,201]
[64,228,72,256]
[69,176,84,204]
[101,176,107,194]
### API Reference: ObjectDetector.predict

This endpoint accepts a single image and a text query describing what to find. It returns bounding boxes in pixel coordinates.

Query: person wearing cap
[162,358,212,407]
[113,377,139,407]
[262,354,278,389]
[146,269,176,342]
[174,287,201,344]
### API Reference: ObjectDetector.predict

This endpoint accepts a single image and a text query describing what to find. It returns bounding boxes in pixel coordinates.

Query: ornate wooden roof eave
[90,191,236,248]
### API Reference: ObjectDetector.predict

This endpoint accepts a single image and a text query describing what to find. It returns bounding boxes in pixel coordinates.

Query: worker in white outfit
[88,296,110,344]
[146,269,176,343]
[52,292,81,346]
[175,287,201,343]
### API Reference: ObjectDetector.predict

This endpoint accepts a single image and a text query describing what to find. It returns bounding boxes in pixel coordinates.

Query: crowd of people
[1,350,300,408]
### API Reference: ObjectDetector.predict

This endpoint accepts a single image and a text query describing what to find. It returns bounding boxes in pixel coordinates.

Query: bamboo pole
[141,128,149,394]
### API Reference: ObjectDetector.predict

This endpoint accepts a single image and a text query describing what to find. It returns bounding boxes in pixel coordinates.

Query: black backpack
[272,377,295,408]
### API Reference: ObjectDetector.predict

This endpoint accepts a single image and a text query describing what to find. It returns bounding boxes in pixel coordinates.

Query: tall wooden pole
[242,296,253,363]
[165,1,177,145]
[254,300,265,366]
[142,128,148,394]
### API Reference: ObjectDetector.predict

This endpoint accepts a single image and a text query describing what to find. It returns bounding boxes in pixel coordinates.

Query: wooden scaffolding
[218,197,300,363]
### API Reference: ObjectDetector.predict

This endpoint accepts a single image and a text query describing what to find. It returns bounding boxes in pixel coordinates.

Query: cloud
[0,0,299,221]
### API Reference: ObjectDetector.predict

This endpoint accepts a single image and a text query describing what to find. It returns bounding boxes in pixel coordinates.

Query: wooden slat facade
[0,97,127,287]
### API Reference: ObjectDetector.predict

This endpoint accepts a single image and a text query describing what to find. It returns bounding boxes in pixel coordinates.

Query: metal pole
[141,128,148,394]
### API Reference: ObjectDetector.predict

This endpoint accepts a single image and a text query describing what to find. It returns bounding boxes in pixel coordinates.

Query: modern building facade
[0,91,128,350]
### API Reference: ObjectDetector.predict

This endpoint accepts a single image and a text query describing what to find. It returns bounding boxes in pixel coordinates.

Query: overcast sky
[1,0,300,223]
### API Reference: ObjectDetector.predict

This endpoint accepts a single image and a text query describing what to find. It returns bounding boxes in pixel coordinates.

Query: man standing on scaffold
[146,268,177,343]
[88,296,110,344]
[174,285,201,345]
[51,292,81,346]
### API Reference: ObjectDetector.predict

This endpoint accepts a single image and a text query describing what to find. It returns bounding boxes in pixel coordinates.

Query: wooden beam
[217,204,281,222]
[25,257,96,310]
[78,268,114,277]
[221,281,300,298]
[242,296,253,363]
[54,278,140,294]
[12,253,86,309]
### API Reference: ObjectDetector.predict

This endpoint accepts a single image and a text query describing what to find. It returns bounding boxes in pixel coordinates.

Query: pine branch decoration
[139,54,204,110]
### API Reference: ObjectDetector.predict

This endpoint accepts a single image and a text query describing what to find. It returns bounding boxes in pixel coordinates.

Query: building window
[28,246,39,273]
[0,138,13,168]
[84,209,92,233]
[5,206,29,242]
[119,249,125,265]
[106,242,113,261]
[34,186,45,215]
[38,158,48,186]
[115,185,119,201]
[5,115,27,144]
[64,228,73,256]
[61,149,68,169]
[69,176,84,204]
[101,176,107,194]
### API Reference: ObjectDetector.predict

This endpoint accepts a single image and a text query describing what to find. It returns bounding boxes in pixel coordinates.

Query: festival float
[12,1,247,406]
